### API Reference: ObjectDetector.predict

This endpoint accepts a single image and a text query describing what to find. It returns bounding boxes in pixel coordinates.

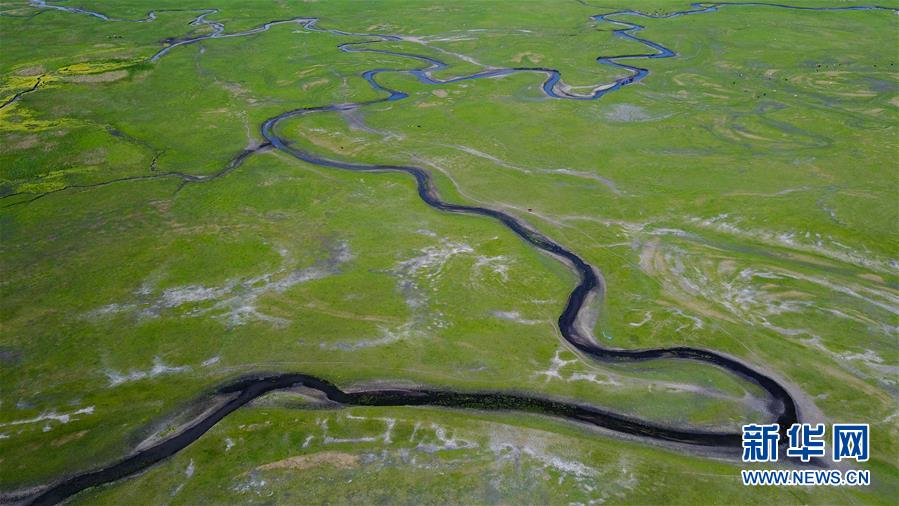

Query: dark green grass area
[1,1,897,504]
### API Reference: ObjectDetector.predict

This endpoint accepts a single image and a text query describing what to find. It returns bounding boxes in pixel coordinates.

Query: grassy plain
[1,0,897,504]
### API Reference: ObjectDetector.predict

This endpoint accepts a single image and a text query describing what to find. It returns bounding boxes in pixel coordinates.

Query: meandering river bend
[14,2,896,504]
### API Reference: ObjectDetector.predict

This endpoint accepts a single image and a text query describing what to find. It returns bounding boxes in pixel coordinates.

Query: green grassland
[69,404,895,505]
[1,0,897,504]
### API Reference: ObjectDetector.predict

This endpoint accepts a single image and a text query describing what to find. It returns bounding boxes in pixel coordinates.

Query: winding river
[12,2,896,504]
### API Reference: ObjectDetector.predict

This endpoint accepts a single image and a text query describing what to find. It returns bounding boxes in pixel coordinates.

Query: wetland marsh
[1,1,897,504]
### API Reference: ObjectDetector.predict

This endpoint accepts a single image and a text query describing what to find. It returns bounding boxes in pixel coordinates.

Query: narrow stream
[13,2,894,504]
